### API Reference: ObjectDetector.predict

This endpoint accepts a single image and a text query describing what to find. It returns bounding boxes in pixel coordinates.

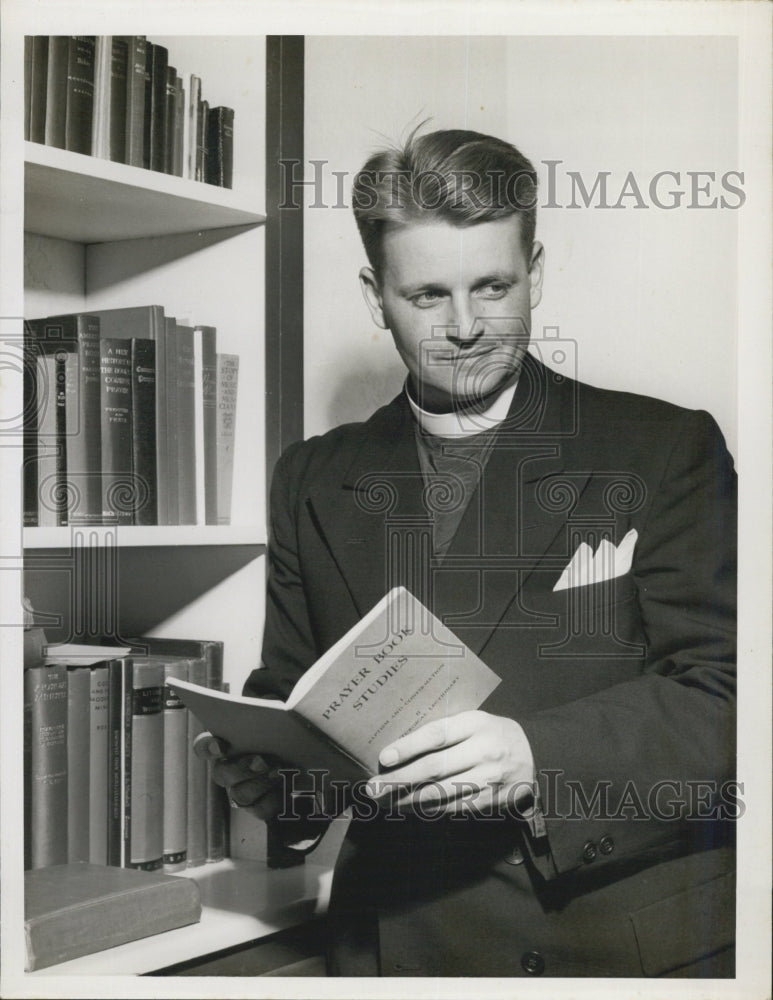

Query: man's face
[360,216,544,412]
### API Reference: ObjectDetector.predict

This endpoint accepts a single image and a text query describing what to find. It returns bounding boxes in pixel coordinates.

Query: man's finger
[228,776,278,808]
[193,731,230,761]
[378,711,482,769]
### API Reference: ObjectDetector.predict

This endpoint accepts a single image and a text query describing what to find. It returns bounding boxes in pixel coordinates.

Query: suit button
[504,845,525,866]
[582,841,597,863]
[521,951,545,976]
[599,835,614,855]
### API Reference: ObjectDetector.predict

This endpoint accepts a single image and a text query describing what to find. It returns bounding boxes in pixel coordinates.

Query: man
[204,129,737,977]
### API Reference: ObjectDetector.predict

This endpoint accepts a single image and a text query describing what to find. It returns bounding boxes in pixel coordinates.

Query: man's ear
[528,242,545,310]
[359,267,388,330]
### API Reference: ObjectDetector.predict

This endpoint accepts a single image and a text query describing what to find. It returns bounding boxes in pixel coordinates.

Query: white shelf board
[29,858,334,977]
[24,142,266,243]
[23,525,267,549]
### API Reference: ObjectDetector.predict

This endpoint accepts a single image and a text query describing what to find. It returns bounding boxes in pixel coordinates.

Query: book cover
[193,325,217,525]
[161,659,190,872]
[89,664,110,865]
[149,42,169,173]
[24,862,201,971]
[168,588,501,783]
[215,353,239,525]
[67,666,91,863]
[24,663,69,869]
[205,106,234,188]
[174,324,196,525]
[89,306,168,524]
[31,313,103,525]
[99,338,133,527]
[125,658,165,870]
[130,338,158,525]
[121,35,148,168]
[108,37,128,163]
[64,36,96,156]
[44,36,69,149]
[29,36,49,144]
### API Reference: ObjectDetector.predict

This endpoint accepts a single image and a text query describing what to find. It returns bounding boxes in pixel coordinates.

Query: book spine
[127,659,164,870]
[173,74,185,177]
[35,350,67,528]
[122,36,148,168]
[162,660,189,871]
[108,37,128,162]
[149,43,168,173]
[91,36,111,158]
[24,36,32,140]
[44,36,69,149]
[23,325,40,527]
[186,657,208,867]
[205,106,234,188]
[67,666,91,863]
[89,665,110,864]
[196,97,208,182]
[130,338,158,525]
[192,331,205,525]
[205,650,227,862]
[29,36,49,144]
[194,326,218,525]
[164,65,177,175]
[106,659,123,866]
[163,320,179,525]
[64,36,96,156]
[25,664,69,868]
[175,327,197,525]
[215,354,239,525]
[187,75,200,180]
[99,338,133,526]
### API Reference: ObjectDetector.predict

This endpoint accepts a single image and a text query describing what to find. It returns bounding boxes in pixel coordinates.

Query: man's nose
[443,298,484,346]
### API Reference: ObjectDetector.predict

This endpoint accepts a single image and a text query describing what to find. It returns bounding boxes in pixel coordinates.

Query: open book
[167,587,500,782]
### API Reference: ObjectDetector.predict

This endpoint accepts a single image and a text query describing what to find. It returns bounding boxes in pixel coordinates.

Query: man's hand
[193,732,284,821]
[364,711,536,816]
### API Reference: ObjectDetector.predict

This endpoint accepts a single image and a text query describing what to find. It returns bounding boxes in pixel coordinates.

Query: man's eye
[478,283,510,298]
[411,291,445,307]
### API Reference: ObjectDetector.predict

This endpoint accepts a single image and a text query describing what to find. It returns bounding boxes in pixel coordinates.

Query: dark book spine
[106,659,123,866]
[23,324,40,526]
[122,36,148,168]
[173,74,185,177]
[25,664,69,868]
[164,66,177,175]
[204,106,234,189]
[108,37,128,162]
[44,37,69,149]
[142,41,153,169]
[130,339,157,525]
[175,327,196,525]
[24,36,32,140]
[99,338,133,526]
[64,36,96,156]
[196,97,208,182]
[194,326,218,525]
[29,36,49,144]
[186,656,208,867]
[163,320,179,525]
[126,659,164,870]
[67,666,91,863]
[162,659,189,871]
[89,664,110,865]
[149,43,169,172]
[205,651,227,862]
[33,349,64,528]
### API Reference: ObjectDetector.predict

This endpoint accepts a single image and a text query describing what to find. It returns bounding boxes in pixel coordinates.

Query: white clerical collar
[406,378,518,438]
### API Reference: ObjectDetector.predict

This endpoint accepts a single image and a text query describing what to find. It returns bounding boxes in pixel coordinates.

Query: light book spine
[162,660,189,871]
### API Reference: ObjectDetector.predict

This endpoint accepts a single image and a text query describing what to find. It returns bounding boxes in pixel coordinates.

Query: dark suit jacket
[245,354,737,977]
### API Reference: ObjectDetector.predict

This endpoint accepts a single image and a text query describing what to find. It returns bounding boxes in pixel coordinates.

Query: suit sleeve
[517,409,737,878]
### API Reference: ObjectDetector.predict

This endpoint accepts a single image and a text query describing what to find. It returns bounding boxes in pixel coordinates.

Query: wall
[303,35,739,460]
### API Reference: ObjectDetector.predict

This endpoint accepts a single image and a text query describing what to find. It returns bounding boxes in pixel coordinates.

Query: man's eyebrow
[398,272,517,297]
[397,281,447,296]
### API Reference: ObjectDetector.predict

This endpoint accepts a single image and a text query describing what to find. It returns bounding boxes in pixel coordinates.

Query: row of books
[23,308,239,527]
[24,36,235,188]
[24,637,229,873]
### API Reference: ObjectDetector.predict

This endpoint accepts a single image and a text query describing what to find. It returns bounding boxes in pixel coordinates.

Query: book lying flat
[168,587,500,783]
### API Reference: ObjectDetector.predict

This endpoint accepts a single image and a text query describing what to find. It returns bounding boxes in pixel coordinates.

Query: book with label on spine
[89,306,168,524]
[193,325,218,524]
[24,862,201,971]
[64,36,96,155]
[106,658,124,867]
[24,663,69,869]
[161,659,190,871]
[89,664,110,865]
[130,338,158,526]
[29,36,49,144]
[67,666,91,863]
[215,353,239,525]
[169,588,502,785]
[148,42,169,173]
[205,106,235,188]
[121,35,148,168]
[99,338,133,527]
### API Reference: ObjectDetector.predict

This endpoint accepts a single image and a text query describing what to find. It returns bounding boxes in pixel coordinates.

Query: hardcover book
[24,862,201,971]
[168,588,501,783]
[215,353,239,525]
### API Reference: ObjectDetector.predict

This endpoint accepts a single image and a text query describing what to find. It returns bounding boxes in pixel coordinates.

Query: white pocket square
[553,529,638,592]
